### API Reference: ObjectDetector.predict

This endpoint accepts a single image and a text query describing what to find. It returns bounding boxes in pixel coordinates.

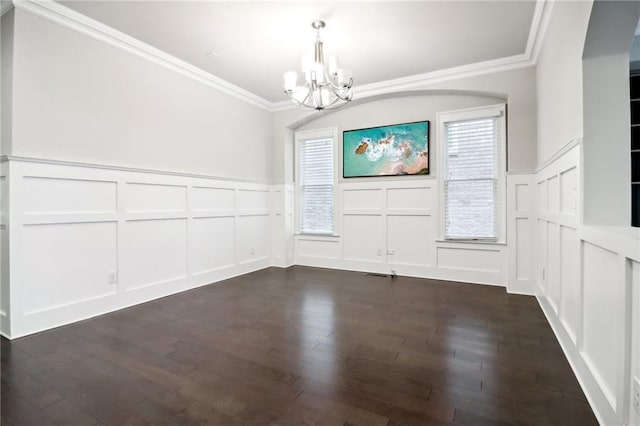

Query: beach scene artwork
[343,121,429,177]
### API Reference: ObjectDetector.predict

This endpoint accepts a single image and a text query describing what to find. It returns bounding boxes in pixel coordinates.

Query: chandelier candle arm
[283,20,354,111]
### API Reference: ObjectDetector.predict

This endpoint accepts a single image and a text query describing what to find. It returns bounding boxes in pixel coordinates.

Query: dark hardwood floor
[1,266,597,425]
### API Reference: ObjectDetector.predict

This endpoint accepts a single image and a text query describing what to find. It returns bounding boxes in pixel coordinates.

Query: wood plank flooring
[1,266,597,425]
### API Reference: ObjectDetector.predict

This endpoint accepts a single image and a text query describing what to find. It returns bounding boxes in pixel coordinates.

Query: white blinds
[299,137,334,234]
[444,118,498,240]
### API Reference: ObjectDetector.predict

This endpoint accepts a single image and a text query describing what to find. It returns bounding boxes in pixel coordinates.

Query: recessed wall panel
[516,218,531,280]
[537,219,547,291]
[560,167,578,215]
[22,222,117,314]
[191,187,234,211]
[537,180,547,213]
[387,215,431,266]
[125,183,186,212]
[237,189,269,211]
[122,219,187,289]
[343,215,384,262]
[548,176,559,213]
[436,247,500,272]
[237,215,270,262]
[190,217,236,274]
[343,189,382,211]
[583,241,621,406]
[559,226,580,340]
[0,227,6,315]
[297,238,340,259]
[547,222,561,311]
[23,177,116,214]
[386,187,431,210]
[515,183,530,212]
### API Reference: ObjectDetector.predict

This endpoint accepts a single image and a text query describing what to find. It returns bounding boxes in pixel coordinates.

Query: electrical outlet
[376,248,382,256]
[542,268,545,280]
[387,249,395,255]
[633,377,640,414]
[108,271,118,284]
[250,247,255,255]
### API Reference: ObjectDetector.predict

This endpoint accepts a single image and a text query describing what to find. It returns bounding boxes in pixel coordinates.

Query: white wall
[2,157,276,338]
[1,9,13,155]
[581,1,640,227]
[535,0,592,166]
[271,66,539,185]
[10,8,273,182]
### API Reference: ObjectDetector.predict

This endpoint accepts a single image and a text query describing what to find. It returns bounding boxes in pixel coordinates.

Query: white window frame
[437,104,507,243]
[294,127,339,236]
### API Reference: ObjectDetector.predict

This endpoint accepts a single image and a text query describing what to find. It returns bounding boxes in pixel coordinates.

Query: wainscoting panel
[507,173,535,294]
[342,187,383,212]
[191,186,235,213]
[296,236,341,260]
[436,246,501,272]
[0,165,8,336]
[23,176,117,214]
[559,225,580,342]
[515,218,531,280]
[237,214,271,264]
[546,221,561,313]
[582,241,621,409]
[535,140,640,426]
[22,222,118,314]
[3,157,274,338]
[237,188,270,212]
[631,261,640,426]
[121,219,188,291]
[343,214,384,263]
[295,180,506,285]
[537,218,547,295]
[190,216,236,274]
[387,215,431,267]
[125,182,187,213]
[386,186,431,211]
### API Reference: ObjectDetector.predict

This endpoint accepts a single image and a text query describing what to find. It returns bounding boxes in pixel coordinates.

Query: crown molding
[1,1,14,17]
[273,0,552,112]
[13,0,274,111]
[271,53,535,112]
[529,0,555,63]
[13,0,553,113]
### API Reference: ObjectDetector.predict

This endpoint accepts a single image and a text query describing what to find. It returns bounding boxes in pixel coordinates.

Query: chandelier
[283,20,353,111]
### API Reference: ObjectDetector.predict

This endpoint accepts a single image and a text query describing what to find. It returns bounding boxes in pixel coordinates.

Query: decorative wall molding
[294,179,509,287]
[535,141,640,426]
[2,157,277,338]
[535,137,581,173]
[1,155,267,184]
[13,0,551,113]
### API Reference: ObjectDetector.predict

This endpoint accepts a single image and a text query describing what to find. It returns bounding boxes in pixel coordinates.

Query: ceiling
[59,1,537,103]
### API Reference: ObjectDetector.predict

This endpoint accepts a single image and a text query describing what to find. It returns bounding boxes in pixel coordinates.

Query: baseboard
[537,294,619,426]
[6,259,271,339]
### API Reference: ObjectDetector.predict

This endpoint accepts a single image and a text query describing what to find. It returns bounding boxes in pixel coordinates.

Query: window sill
[296,233,340,240]
[435,239,507,246]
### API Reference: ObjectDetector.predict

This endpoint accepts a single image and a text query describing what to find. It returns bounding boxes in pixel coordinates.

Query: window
[295,129,337,235]
[439,105,506,241]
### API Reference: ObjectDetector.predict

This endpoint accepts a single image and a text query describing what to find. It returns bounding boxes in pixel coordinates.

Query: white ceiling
[59,1,537,103]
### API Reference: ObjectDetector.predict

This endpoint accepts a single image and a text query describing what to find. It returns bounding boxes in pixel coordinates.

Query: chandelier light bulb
[282,20,354,111]
[283,71,298,91]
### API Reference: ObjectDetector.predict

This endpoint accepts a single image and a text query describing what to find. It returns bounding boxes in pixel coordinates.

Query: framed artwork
[343,120,429,178]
